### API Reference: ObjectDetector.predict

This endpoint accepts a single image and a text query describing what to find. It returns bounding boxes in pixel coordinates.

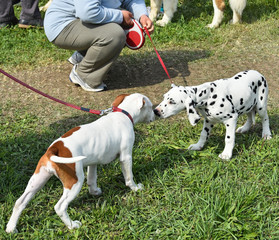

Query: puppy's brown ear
[112,94,130,107]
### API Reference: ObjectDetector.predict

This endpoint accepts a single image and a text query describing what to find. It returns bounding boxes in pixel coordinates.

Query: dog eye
[169,99,176,105]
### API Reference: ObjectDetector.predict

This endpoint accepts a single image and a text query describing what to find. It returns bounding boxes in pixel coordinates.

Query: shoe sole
[18,24,43,28]
[69,76,107,92]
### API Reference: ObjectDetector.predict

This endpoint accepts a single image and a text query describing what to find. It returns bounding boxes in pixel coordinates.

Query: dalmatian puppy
[154,70,272,160]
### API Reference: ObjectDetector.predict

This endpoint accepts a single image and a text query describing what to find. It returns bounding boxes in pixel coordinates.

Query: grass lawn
[0,0,279,239]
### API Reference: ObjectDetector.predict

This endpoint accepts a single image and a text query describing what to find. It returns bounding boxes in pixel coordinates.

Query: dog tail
[50,155,86,164]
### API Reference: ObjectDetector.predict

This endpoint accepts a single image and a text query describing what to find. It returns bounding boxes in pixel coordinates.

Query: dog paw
[89,187,102,196]
[188,144,202,151]
[218,152,232,160]
[207,23,219,28]
[236,126,246,133]
[131,183,144,191]
[68,220,82,229]
[262,134,272,140]
[156,19,169,27]
[5,226,18,234]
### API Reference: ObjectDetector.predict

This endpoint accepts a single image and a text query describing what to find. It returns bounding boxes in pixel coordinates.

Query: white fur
[154,70,272,160]
[6,93,155,233]
[149,0,247,27]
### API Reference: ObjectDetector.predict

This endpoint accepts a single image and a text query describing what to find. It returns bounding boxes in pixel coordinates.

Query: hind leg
[236,110,255,133]
[6,167,52,233]
[156,0,178,26]
[149,0,162,22]
[258,109,272,139]
[87,164,102,196]
[54,162,84,229]
[208,0,225,28]
[229,0,247,24]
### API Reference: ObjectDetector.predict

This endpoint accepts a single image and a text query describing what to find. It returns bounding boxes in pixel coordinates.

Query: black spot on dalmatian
[189,109,194,114]
[210,101,215,106]
[227,136,230,139]
[240,98,244,105]
[222,98,225,102]
[253,86,257,94]
[205,127,209,132]
[240,106,245,111]
[210,82,217,87]
[259,107,262,111]
[252,82,255,86]
[206,120,209,123]
[212,94,217,99]
[234,76,239,80]
[210,88,214,93]
[181,100,183,103]
[226,124,230,127]
[260,96,263,101]
[258,80,262,87]
[193,88,197,94]
[262,89,265,94]
[211,124,214,128]
[194,119,200,124]
[220,104,224,107]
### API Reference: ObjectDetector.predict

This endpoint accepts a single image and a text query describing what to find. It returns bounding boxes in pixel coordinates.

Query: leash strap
[144,27,172,81]
[0,68,134,123]
[112,106,134,125]
[0,68,105,115]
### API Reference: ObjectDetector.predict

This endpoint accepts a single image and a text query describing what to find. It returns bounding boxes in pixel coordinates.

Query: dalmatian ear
[184,97,201,126]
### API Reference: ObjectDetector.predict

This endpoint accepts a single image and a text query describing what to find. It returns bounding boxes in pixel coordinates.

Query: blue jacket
[44,0,148,42]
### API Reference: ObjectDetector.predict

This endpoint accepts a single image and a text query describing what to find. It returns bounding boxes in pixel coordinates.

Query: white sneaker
[69,65,107,92]
[68,51,84,65]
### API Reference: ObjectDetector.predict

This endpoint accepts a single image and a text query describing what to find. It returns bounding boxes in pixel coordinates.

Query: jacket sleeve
[74,0,123,24]
[121,0,148,21]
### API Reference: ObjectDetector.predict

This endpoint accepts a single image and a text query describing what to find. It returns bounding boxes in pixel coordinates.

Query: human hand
[139,15,154,34]
[121,10,134,28]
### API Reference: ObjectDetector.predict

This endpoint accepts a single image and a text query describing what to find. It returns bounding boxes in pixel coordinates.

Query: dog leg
[149,0,162,22]
[219,118,237,160]
[236,111,255,133]
[6,167,52,233]
[54,162,84,229]
[188,119,214,151]
[208,0,225,28]
[87,164,102,196]
[156,0,178,26]
[120,152,143,191]
[257,109,272,140]
[229,0,247,24]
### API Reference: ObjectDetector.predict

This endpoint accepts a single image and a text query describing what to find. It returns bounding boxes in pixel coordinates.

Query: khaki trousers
[53,19,126,88]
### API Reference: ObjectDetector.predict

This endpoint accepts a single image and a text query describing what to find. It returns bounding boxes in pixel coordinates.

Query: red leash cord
[0,27,170,120]
[0,68,107,115]
[144,26,172,82]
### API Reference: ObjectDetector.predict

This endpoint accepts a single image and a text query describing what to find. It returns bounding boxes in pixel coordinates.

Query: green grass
[1,0,279,239]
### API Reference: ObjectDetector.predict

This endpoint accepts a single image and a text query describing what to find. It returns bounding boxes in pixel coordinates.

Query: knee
[109,24,126,49]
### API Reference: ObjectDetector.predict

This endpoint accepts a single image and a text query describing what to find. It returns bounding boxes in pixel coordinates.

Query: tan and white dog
[6,93,155,233]
[149,0,247,27]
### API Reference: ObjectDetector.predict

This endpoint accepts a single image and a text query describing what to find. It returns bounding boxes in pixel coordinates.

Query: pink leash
[144,26,173,82]
[0,27,171,119]
[0,68,110,115]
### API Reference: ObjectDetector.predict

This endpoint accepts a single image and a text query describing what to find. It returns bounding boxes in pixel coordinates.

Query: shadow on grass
[107,49,210,90]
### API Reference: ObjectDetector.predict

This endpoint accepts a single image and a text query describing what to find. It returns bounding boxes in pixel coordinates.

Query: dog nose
[153,108,161,117]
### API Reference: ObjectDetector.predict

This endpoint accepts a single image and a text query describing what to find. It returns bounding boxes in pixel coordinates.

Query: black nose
[153,109,161,117]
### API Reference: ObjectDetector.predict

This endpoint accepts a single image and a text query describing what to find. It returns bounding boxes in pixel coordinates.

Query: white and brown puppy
[6,93,155,233]
[149,0,247,27]
[154,70,272,160]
